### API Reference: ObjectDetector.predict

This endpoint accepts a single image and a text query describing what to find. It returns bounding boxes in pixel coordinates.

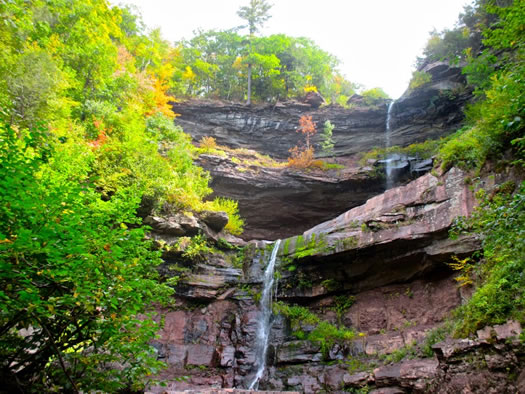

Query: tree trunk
[247,63,252,105]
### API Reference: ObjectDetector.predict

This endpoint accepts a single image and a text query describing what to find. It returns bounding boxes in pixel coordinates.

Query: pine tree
[237,0,272,105]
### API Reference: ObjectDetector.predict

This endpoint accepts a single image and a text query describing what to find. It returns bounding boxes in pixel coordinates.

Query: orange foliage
[88,118,108,149]
[287,115,318,168]
[297,115,316,149]
[199,136,217,150]
[147,75,177,119]
[287,146,314,168]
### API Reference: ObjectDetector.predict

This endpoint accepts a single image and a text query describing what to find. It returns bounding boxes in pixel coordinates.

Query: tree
[288,115,317,168]
[237,0,272,105]
[321,120,335,157]
[0,122,173,392]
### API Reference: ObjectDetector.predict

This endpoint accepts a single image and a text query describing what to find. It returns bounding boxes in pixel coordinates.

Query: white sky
[114,0,471,99]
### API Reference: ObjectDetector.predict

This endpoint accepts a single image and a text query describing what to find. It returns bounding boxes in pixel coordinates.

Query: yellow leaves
[448,256,474,287]
[0,239,13,244]
[182,65,196,81]
[232,56,244,70]
[304,85,318,93]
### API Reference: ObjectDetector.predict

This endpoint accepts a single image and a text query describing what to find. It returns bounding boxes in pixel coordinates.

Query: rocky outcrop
[147,165,524,393]
[388,61,471,146]
[172,62,470,241]
[264,321,523,392]
[196,152,386,240]
[273,167,479,296]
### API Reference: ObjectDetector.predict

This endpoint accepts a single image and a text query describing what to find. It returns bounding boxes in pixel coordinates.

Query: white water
[385,100,395,189]
[248,239,282,390]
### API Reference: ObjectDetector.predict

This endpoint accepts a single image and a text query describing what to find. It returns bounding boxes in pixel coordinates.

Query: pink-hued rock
[493,320,522,341]
[277,167,480,298]
[186,344,217,367]
[343,371,371,386]
[365,333,405,355]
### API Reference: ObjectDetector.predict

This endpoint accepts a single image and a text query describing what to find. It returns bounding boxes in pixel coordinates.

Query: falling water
[385,100,396,189]
[248,239,282,390]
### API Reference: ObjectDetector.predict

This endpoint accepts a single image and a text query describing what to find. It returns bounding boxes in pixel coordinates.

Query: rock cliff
[173,62,470,161]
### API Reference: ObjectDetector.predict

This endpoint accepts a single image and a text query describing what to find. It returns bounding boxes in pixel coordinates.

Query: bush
[0,122,172,392]
[202,197,244,235]
[361,87,389,106]
[409,71,432,90]
[450,182,525,336]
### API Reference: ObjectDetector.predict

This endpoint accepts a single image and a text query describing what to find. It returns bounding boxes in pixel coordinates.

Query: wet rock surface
[148,168,523,393]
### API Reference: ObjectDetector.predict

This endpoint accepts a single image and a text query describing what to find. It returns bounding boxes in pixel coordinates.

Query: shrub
[450,182,525,336]
[287,146,315,168]
[199,135,218,151]
[361,87,389,106]
[0,122,172,392]
[201,197,244,235]
[409,71,432,90]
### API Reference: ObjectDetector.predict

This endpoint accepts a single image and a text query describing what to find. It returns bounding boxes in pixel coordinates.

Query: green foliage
[273,302,320,331]
[421,322,454,357]
[438,126,487,171]
[379,342,418,364]
[359,139,442,166]
[0,122,172,392]
[273,301,355,359]
[292,233,329,259]
[320,120,335,157]
[360,87,390,106]
[332,295,356,325]
[308,321,355,358]
[202,197,244,235]
[409,71,432,90]
[450,182,525,336]
[174,30,356,103]
[176,234,211,261]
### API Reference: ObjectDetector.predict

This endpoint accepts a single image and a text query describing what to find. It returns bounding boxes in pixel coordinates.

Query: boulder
[200,210,229,232]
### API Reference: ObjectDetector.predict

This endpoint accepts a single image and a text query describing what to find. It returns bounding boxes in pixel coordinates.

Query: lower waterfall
[247,239,282,390]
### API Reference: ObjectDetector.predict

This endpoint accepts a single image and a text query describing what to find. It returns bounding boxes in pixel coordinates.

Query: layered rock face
[173,62,468,160]
[148,64,523,392]
[274,167,478,297]
[196,153,385,240]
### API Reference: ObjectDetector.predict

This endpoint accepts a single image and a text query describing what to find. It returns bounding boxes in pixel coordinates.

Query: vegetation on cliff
[0,0,240,391]
[410,0,524,337]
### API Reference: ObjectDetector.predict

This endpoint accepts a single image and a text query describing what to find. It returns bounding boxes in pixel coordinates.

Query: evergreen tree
[237,0,272,105]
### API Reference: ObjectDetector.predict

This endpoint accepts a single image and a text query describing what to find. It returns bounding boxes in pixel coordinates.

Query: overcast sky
[114,0,471,98]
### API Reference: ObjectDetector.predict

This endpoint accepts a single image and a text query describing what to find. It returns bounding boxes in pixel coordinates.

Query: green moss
[321,279,340,291]
[282,238,291,256]
[291,233,332,259]
[359,138,442,166]
[274,301,355,360]
[335,236,358,250]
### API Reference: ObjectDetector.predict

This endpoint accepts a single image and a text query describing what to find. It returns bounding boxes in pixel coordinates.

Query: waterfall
[385,100,395,189]
[248,239,282,390]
